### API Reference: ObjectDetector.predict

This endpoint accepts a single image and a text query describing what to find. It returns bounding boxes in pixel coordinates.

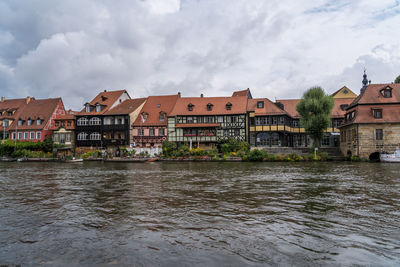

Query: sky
[1,0,400,110]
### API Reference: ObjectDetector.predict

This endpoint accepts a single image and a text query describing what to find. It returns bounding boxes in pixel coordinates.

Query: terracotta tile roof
[248,98,288,116]
[275,99,300,118]
[0,98,30,130]
[232,88,252,98]
[78,90,128,115]
[104,98,146,115]
[349,83,400,108]
[10,98,61,130]
[133,94,180,126]
[342,104,400,125]
[169,96,248,116]
[277,98,352,119]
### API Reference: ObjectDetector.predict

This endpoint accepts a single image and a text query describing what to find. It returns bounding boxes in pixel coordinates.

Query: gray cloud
[0,0,400,109]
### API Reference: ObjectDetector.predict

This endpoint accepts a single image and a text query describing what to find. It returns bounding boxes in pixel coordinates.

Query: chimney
[200,93,204,98]
[1,96,4,102]
[26,96,32,104]
[104,89,107,92]
[178,92,181,97]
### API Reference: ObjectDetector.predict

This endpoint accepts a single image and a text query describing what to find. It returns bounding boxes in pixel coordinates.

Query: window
[77,117,88,126]
[60,133,65,144]
[218,116,224,123]
[12,132,16,140]
[159,128,164,136]
[89,117,101,125]
[224,129,229,136]
[207,103,213,111]
[373,109,382,119]
[257,101,264,108]
[376,129,383,140]
[24,132,29,140]
[18,119,23,126]
[66,133,71,142]
[292,120,299,128]
[198,116,204,123]
[187,117,193,123]
[279,117,285,125]
[36,132,41,140]
[36,119,41,125]
[8,111,12,116]
[150,129,155,136]
[141,113,148,122]
[234,129,240,136]
[90,132,101,140]
[27,119,32,126]
[96,105,101,112]
[54,133,59,142]
[273,117,277,125]
[381,87,392,98]
[18,132,22,140]
[226,102,232,110]
[85,104,91,112]
[55,121,59,127]
[157,104,161,108]
[3,119,9,127]
[159,113,165,121]
[188,103,194,111]
[77,132,87,140]
[139,128,144,136]
[67,121,71,126]
[30,132,35,139]
[232,116,237,123]
[322,134,330,146]
[340,104,349,111]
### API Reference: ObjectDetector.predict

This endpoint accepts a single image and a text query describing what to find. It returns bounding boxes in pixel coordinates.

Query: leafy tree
[395,75,400,83]
[296,87,334,147]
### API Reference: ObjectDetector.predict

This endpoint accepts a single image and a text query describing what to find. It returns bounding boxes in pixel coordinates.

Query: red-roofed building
[339,79,400,159]
[132,94,180,155]
[50,110,77,156]
[0,97,30,140]
[10,98,65,142]
[167,94,248,149]
[75,90,131,150]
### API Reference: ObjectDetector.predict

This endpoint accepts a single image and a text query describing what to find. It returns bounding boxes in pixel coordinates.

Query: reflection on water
[0,162,399,266]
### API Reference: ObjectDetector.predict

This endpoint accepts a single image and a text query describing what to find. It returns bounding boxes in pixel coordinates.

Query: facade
[75,90,130,151]
[102,98,146,153]
[339,82,400,160]
[9,98,65,142]
[0,97,29,140]
[168,94,248,149]
[50,110,77,156]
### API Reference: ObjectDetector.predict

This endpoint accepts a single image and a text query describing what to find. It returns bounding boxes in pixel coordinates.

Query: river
[0,161,399,266]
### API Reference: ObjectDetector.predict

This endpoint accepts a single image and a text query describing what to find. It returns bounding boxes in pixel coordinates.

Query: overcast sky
[1,0,400,110]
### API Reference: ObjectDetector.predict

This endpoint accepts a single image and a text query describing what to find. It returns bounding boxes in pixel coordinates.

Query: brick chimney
[26,96,32,104]
[178,92,181,97]
[200,93,204,98]
[1,96,4,102]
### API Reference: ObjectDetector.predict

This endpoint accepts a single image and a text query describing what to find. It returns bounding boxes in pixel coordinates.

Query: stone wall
[340,123,400,159]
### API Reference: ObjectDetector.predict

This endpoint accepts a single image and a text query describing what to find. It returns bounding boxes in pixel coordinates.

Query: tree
[395,75,400,83]
[296,87,334,147]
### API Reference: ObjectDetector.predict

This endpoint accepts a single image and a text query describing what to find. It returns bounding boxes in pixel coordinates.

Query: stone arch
[369,152,380,162]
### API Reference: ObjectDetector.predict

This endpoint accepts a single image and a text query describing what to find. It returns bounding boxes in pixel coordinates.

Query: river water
[0,161,399,266]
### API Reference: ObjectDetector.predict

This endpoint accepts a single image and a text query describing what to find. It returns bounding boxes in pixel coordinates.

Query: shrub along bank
[0,138,60,158]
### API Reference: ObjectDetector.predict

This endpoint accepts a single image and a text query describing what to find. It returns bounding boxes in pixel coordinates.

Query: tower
[361,69,369,93]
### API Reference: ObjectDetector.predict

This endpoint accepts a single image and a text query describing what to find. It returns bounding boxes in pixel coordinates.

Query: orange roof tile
[342,104,400,125]
[78,90,129,115]
[248,98,288,116]
[331,98,354,118]
[133,94,180,126]
[0,98,30,131]
[104,98,146,115]
[232,88,252,98]
[349,83,400,108]
[275,99,300,118]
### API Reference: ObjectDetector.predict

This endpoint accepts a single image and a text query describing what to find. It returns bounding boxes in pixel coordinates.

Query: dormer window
[381,87,392,98]
[257,101,264,108]
[8,111,12,116]
[141,113,148,122]
[96,104,101,112]
[207,103,213,111]
[18,119,23,126]
[157,104,161,108]
[85,104,91,113]
[101,96,108,101]
[27,118,32,126]
[226,102,232,110]
[340,104,349,111]
[188,103,194,111]
[159,112,165,121]
[36,118,42,125]
[373,109,382,119]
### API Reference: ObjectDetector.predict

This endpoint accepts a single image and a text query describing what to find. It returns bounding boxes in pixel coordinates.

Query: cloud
[0,0,400,109]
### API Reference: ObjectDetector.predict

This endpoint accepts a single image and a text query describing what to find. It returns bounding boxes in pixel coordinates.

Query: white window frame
[30,132,35,139]
[90,132,101,140]
[77,132,88,140]
[77,117,88,126]
[24,132,29,140]
[36,132,41,140]
[89,117,101,125]
[18,132,22,140]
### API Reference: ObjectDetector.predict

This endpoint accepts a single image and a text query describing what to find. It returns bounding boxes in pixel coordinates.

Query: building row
[1,73,400,159]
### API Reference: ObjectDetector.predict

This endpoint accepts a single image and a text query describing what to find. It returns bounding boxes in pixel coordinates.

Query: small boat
[380,149,400,163]
[146,158,158,163]
[65,158,83,163]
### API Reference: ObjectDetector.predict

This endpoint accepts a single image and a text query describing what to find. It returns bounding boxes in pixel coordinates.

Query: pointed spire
[361,69,369,93]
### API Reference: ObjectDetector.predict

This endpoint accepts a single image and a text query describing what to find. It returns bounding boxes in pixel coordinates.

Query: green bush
[249,149,265,162]
[162,141,177,157]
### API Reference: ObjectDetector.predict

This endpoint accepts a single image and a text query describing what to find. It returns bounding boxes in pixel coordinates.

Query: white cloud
[0,0,400,109]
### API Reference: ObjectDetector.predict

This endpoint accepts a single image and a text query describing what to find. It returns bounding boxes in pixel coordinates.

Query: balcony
[103,124,128,131]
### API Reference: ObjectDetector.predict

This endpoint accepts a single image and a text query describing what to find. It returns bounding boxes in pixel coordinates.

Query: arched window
[90,132,101,140]
[77,132,88,140]
[89,117,101,125]
[226,102,232,110]
[188,103,194,111]
[77,117,88,126]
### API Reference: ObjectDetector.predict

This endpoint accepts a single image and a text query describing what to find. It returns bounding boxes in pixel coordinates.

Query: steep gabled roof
[331,98,355,118]
[133,94,180,126]
[10,98,61,130]
[0,98,30,130]
[104,98,146,115]
[169,96,248,116]
[232,88,252,98]
[349,83,400,108]
[247,98,288,116]
[78,90,129,115]
[275,99,301,118]
[331,86,357,99]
